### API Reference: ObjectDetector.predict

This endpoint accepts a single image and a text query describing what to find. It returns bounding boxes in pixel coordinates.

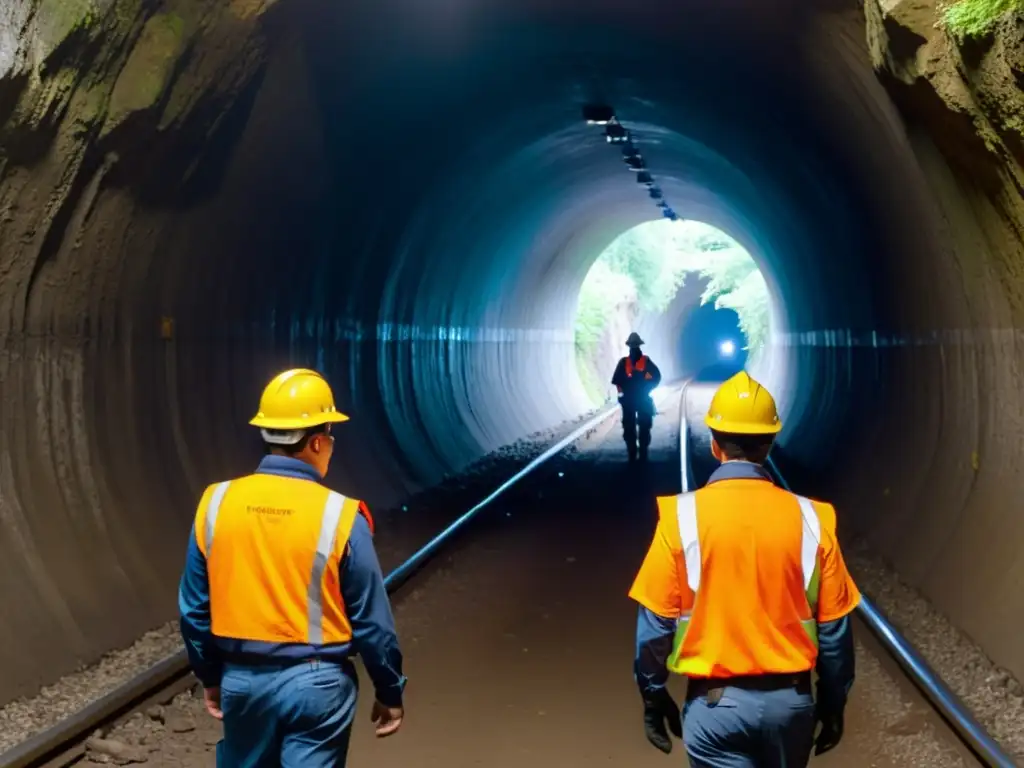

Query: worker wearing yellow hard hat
[179,369,406,766]
[702,369,782,434]
[629,371,860,766]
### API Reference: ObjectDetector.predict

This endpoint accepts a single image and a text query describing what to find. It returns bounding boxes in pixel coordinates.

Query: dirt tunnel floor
[87,392,971,767]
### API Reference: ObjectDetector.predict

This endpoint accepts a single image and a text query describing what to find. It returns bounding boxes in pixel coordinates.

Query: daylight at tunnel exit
[3,0,1024,766]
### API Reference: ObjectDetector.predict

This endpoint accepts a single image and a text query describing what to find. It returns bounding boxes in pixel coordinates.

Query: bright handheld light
[719,340,736,357]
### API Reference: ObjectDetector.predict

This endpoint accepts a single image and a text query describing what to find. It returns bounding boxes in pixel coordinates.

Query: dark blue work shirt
[178,455,406,707]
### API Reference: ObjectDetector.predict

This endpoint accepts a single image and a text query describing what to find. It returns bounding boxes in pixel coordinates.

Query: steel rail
[0,401,625,768]
[678,380,693,493]
[677,385,1015,767]
[764,455,1017,768]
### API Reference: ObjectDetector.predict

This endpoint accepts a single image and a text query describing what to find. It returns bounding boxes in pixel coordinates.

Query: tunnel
[677,304,749,383]
[2,0,1024,706]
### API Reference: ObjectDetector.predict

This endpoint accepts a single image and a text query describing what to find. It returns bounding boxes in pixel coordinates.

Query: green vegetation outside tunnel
[573,220,770,404]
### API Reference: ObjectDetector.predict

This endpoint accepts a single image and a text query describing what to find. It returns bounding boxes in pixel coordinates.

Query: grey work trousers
[682,685,816,768]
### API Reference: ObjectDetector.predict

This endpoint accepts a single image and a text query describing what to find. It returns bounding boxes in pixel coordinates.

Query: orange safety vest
[625,355,654,380]
[194,474,369,646]
[660,485,827,678]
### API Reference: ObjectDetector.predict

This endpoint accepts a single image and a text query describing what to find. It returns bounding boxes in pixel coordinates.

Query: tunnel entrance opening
[572,219,770,404]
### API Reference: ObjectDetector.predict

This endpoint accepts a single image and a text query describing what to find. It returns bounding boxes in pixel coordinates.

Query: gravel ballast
[0,626,183,752]
[826,635,967,767]
[849,546,1024,761]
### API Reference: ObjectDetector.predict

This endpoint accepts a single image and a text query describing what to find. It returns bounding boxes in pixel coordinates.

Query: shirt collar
[706,460,774,486]
[256,454,323,482]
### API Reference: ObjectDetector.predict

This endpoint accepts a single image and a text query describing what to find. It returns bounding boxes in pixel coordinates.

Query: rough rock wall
[0,0,289,701]
[0,0,592,705]
[6,0,1024,710]
[851,0,1024,682]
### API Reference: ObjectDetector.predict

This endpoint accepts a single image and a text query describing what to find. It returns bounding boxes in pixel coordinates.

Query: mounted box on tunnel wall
[582,104,615,124]
[160,316,175,340]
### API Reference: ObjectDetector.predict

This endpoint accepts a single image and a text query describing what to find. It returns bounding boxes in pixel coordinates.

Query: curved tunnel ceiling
[2,0,1023,706]
[295,0,898,459]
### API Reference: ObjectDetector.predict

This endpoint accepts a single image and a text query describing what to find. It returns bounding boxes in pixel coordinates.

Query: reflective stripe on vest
[203,480,351,645]
[307,492,346,645]
[667,491,822,673]
[204,481,231,556]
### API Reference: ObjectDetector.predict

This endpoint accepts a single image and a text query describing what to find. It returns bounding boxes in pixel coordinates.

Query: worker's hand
[203,686,223,720]
[813,707,844,755]
[642,688,682,754]
[371,700,404,737]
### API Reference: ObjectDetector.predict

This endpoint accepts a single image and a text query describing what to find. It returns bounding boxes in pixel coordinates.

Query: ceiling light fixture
[582,104,615,125]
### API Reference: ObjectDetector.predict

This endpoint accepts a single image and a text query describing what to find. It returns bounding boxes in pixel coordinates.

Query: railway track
[0,381,1016,767]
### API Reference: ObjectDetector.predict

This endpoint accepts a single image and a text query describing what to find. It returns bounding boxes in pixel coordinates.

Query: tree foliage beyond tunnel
[671,223,771,354]
[573,219,769,402]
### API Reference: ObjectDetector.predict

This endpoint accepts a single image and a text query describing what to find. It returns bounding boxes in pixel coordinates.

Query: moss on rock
[942,0,1023,38]
[32,0,101,65]
[102,12,188,136]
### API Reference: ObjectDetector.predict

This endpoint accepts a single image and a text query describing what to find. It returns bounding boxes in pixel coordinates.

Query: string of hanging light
[582,104,678,222]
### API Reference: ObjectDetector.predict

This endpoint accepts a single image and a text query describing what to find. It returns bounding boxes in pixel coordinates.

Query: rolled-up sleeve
[341,514,407,708]
[178,525,223,688]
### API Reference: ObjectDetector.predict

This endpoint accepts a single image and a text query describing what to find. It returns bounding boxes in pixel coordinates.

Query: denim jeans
[218,660,358,768]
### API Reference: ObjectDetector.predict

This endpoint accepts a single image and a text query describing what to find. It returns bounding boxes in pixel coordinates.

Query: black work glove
[642,688,682,754]
[813,705,844,756]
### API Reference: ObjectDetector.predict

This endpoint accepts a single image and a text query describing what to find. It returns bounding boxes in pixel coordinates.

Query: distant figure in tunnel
[178,369,406,767]
[628,372,860,767]
[611,332,663,462]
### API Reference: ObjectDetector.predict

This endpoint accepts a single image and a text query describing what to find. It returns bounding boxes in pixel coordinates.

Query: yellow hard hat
[250,369,350,431]
[704,371,782,435]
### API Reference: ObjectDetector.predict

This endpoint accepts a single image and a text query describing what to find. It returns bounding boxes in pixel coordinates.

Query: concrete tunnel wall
[2,0,1024,702]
